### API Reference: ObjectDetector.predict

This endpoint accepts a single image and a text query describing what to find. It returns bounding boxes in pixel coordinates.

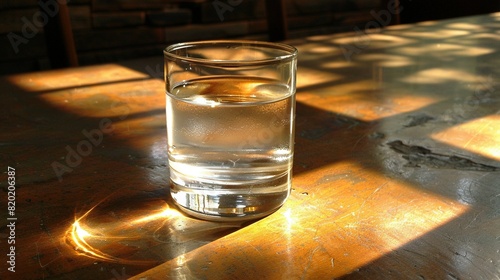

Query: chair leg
[380,0,401,25]
[265,0,288,42]
[42,0,78,68]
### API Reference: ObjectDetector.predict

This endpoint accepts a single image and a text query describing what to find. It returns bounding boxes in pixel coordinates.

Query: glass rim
[164,40,298,66]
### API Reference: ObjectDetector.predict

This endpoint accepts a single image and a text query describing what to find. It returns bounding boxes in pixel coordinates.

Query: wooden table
[1,13,499,280]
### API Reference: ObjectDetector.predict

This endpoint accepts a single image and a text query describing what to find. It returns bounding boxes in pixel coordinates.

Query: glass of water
[164,40,297,221]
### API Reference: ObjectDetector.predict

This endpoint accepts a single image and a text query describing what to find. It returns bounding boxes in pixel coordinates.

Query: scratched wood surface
[1,13,499,280]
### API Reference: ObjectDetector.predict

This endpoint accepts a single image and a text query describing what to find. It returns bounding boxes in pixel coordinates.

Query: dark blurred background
[1,0,499,75]
[399,0,499,23]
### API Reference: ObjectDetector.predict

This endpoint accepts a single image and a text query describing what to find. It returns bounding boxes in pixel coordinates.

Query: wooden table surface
[1,13,499,280]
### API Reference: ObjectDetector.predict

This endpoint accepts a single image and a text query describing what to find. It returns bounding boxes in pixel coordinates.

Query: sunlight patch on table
[397,29,469,39]
[356,53,414,67]
[400,68,486,84]
[446,22,486,31]
[7,64,149,92]
[37,79,165,118]
[297,42,343,55]
[290,161,470,277]
[320,60,359,69]
[463,33,500,42]
[431,114,500,161]
[330,34,414,50]
[395,43,494,58]
[296,67,343,89]
[297,82,440,122]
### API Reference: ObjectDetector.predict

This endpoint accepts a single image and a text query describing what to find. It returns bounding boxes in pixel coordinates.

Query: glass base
[170,182,290,222]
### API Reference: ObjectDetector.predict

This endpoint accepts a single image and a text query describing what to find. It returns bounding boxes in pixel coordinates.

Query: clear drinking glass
[164,40,297,221]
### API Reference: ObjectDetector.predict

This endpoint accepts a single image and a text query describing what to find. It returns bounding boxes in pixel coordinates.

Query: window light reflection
[131,207,182,224]
[69,220,129,263]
